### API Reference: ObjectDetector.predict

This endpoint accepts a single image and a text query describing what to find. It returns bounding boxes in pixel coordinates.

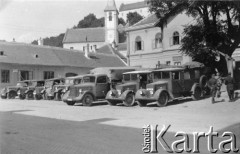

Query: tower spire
[104,0,118,12]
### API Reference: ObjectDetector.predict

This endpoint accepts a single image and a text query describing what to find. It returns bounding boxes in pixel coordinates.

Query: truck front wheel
[157,92,168,107]
[192,86,202,101]
[82,94,94,106]
[66,101,75,106]
[137,101,147,107]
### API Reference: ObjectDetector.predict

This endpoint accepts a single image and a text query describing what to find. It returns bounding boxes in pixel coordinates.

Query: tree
[148,0,240,75]
[76,13,104,28]
[127,12,144,26]
[118,17,126,26]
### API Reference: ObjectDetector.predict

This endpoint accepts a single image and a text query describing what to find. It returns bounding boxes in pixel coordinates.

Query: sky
[0,0,140,43]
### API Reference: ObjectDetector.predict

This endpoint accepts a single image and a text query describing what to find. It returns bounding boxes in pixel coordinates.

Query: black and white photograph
[0,0,240,153]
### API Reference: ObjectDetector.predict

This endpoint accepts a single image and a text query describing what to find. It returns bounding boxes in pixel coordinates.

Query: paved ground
[0,90,240,153]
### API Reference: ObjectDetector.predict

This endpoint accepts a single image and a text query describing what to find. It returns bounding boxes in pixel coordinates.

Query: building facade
[126,12,193,68]
[0,42,126,89]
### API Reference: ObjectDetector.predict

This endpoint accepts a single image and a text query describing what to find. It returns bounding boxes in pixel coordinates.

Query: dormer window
[109,12,112,21]
[0,51,4,56]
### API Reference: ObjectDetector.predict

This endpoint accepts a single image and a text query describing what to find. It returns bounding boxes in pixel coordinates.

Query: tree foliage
[127,12,144,26]
[76,13,104,28]
[148,0,240,74]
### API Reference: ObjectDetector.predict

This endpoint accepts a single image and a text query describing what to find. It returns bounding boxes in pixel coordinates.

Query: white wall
[128,11,194,68]
[0,63,92,90]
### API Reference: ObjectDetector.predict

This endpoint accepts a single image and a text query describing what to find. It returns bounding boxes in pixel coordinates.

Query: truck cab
[135,67,206,107]
[18,80,45,100]
[1,80,32,99]
[105,70,152,106]
[63,74,110,106]
[54,75,83,101]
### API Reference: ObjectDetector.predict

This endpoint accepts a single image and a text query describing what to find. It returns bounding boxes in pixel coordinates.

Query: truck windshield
[131,74,138,81]
[73,78,82,85]
[83,76,95,83]
[153,72,162,80]
[162,72,170,79]
[123,74,130,81]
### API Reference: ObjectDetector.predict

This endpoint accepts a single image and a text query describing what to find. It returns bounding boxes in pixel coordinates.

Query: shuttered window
[1,70,10,83]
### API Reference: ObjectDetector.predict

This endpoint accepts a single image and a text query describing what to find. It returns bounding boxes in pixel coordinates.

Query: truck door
[96,76,110,99]
[183,70,195,91]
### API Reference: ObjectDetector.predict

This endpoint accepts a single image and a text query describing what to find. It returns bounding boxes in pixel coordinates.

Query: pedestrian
[224,72,235,102]
[208,74,218,103]
[215,72,222,98]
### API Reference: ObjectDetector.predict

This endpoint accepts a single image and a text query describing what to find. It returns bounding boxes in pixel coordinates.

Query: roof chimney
[12,38,15,42]
[85,44,90,59]
[38,38,43,45]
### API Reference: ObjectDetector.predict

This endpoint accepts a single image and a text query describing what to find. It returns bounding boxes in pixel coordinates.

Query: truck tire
[82,94,94,106]
[192,85,202,101]
[1,95,7,99]
[123,93,135,107]
[137,101,147,107]
[66,101,75,106]
[34,94,42,100]
[199,75,207,88]
[157,91,168,107]
[7,91,16,99]
[26,92,34,100]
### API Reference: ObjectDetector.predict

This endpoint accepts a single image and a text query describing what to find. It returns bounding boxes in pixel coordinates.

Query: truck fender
[121,90,135,99]
[106,89,118,98]
[8,90,17,95]
[80,91,96,101]
[199,75,207,88]
[41,89,46,94]
[191,83,200,94]
[135,89,149,97]
[153,89,171,100]
[25,90,33,94]
[55,89,63,93]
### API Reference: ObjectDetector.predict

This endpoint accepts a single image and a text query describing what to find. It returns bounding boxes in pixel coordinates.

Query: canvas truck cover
[90,67,139,81]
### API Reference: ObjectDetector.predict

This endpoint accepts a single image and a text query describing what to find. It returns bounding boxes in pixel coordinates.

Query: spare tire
[199,75,207,88]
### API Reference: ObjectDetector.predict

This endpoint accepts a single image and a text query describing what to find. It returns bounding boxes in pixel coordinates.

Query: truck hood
[116,82,137,89]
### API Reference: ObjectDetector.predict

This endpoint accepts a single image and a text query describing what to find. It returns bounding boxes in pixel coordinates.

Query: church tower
[104,0,119,44]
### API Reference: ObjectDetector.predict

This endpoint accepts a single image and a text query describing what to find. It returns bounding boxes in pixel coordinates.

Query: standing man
[208,74,218,103]
[215,72,222,98]
[224,72,235,102]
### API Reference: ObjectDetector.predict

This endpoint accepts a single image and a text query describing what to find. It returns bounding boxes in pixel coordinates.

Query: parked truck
[105,70,152,106]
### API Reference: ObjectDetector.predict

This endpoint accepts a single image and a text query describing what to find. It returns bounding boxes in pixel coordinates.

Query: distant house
[125,12,193,68]
[0,42,126,89]
[119,1,150,21]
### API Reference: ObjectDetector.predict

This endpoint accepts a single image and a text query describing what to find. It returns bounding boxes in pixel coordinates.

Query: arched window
[135,36,143,51]
[173,31,180,45]
[109,12,112,21]
[153,33,162,49]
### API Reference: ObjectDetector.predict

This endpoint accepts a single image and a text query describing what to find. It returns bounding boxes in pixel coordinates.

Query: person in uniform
[215,72,223,98]
[224,72,235,102]
[208,74,218,103]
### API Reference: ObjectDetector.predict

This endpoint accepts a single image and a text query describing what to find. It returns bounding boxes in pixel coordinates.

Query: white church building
[63,0,119,52]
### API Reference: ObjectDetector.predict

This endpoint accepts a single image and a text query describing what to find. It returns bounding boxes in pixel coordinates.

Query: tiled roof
[0,42,126,68]
[96,43,127,63]
[119,1,148,12]
[125,14,160,32]
[117,43,127,51]
[104,0,118,12]
[62,27,105,43]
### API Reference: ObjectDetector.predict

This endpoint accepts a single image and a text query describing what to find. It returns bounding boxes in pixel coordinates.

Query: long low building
[0,42,127,89]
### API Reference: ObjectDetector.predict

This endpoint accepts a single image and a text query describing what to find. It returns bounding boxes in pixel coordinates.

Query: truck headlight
[79,89,82,94]
[17,90,20,95]
[117,89,121,95]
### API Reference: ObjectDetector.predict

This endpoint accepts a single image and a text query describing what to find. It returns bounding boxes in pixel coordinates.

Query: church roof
[125,14,160,32]
[0,42,127,68]
[62,27,105,43]
[119,1,148,12]
[104,0,118,12]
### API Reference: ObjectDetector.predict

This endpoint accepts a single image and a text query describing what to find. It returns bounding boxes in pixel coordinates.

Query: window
[97,76,107,83]
[0,51,4,56]
[83,46,85,51]
[153,33,162,49]
[1,70,10,83]
[83,76,95,83]
[174,62,181,66]
[131,74,138,81]
[172,72,180,80]
[90,46,92,50]
[166,61,171,65]
[19,70,33,81]
[195,70,200,79]
[123,74,130,81]
[162,72,170,79]
[94,45,97,49]
[173,31,180,45]
[70,47,74,50]
[44,71,54,80]
[109,12,112,21]
[153,72,162,80]
[135,36,143,51]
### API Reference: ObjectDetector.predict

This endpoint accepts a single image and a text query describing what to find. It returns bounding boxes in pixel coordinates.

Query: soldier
[215,72,223,98]
[224,72,235,102]
[208,74,218,103]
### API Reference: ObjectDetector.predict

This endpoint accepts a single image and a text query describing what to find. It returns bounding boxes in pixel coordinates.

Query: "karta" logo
[142,125,239,153]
